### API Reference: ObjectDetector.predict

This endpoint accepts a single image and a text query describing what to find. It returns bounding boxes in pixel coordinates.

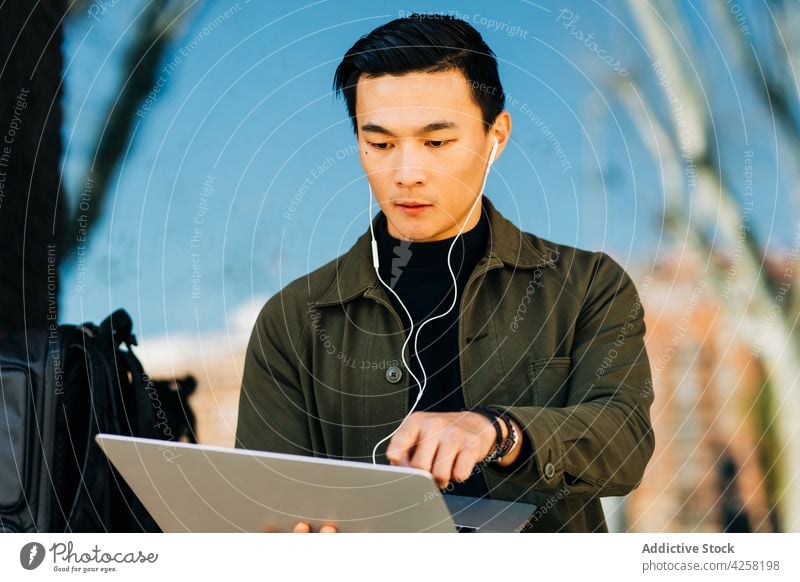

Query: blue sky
[58,0,796,337]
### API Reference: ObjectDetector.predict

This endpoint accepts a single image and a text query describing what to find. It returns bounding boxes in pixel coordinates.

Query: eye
[369,142,392,150]
[426,140,452,148]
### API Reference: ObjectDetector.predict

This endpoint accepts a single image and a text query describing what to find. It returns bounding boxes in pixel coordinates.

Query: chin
[409,228,445,242]
[389,220,435,242]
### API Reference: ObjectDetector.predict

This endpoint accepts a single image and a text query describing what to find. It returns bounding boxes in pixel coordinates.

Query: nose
[393,147,427,189]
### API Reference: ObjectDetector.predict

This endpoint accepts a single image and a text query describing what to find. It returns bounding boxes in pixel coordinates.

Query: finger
[408,426,441,475]
[292,521,311,533]
[430,437,461,488]
[386,416,422,466]
[319,524,337,533]
[451,442,482,484]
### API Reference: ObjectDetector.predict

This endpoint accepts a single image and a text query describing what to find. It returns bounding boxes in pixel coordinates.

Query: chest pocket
[527,356,572,408]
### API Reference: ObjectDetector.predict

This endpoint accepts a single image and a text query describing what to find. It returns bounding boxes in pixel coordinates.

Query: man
[236,14,654,533]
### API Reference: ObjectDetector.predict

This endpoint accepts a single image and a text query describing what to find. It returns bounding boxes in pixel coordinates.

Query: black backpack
[0,309,197,533]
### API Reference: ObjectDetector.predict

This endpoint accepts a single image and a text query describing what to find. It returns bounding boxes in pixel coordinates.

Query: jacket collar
[315,196,554,307]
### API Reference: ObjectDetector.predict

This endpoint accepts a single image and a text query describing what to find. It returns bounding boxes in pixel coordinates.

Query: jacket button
[544,462,556,479]
[386,366,403,383]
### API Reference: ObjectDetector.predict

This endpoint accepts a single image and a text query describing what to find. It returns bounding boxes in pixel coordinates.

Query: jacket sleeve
[486,252,655,497]
[234,295,313,455]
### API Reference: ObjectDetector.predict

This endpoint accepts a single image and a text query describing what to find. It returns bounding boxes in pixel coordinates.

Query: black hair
[332,13,505,135]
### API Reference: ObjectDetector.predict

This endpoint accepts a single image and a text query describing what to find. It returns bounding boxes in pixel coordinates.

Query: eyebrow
[360,120,457,137]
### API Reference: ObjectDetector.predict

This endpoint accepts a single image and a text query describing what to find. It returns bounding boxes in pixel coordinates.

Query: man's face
[355,70,509,242]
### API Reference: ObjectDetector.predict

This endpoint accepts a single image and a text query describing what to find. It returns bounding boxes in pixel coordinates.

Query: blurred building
[627,253,780,532]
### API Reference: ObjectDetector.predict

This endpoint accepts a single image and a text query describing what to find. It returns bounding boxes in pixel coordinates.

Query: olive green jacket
[236,196,655,532]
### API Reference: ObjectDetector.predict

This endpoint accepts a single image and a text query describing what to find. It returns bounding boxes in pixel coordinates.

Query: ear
[490,111,512,160]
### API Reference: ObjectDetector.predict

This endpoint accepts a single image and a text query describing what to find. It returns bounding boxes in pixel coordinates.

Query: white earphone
[368,137,499,464]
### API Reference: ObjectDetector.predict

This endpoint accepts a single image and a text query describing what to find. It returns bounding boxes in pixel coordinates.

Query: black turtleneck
[376,202,490,498]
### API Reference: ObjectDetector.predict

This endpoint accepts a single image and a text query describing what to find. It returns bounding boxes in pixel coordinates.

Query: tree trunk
[0,1,66,335]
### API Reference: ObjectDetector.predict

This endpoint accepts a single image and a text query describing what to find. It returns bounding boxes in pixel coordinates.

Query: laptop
[95,434,537,533]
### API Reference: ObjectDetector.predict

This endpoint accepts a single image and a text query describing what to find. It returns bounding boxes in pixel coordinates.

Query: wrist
[471,406,504,463]
[471,406,521,465]
[486,407,519,464]
[495,416,523,467]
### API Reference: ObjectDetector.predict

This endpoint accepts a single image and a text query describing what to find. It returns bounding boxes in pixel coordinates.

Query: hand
[261,521,337,533]
[385,411,500,488]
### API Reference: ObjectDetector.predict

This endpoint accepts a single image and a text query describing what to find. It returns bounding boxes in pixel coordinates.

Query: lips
[397,204,433,216]
[395,201,432,208]
[395,201,432,215]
